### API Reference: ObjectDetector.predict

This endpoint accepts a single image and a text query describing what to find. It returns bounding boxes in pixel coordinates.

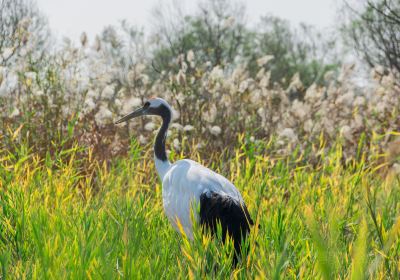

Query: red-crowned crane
[115,97,253,263]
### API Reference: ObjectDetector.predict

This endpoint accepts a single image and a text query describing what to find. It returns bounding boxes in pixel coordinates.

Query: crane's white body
[156,157,243,239]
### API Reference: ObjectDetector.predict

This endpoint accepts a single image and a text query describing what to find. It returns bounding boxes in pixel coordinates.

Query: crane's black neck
[154,105,171,162]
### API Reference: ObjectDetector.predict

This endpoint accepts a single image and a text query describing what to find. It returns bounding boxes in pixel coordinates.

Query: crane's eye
[144,101,150,108]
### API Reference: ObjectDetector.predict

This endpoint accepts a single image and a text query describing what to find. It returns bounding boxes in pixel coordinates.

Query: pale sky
[36,0,339,41]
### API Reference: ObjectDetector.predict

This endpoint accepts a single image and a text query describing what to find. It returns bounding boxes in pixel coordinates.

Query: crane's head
[115,97,171,124]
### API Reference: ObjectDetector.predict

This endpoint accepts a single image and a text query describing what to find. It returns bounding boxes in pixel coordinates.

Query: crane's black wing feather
[199,191,253,264]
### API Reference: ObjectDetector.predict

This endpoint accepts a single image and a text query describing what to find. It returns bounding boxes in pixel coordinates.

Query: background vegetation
[0,0,399,278]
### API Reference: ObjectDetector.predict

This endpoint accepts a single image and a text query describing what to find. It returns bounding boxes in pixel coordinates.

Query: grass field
[1,136,400,279]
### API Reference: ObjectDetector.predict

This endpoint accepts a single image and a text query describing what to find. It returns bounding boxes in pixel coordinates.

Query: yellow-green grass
[1,138,399,279]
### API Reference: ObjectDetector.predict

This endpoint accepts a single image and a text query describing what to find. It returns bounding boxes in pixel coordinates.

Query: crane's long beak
[115,107,146,124]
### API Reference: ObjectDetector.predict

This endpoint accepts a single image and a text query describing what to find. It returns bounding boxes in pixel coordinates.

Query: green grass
[1,138,400,279]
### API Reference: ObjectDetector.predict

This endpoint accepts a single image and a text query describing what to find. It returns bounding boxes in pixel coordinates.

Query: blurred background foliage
[0,0,399,167]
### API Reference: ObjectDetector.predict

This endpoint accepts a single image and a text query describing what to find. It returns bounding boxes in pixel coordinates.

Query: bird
[115,97,254,263]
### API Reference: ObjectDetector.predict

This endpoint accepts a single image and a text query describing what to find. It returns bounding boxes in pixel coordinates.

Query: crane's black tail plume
[199,191,254,266]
